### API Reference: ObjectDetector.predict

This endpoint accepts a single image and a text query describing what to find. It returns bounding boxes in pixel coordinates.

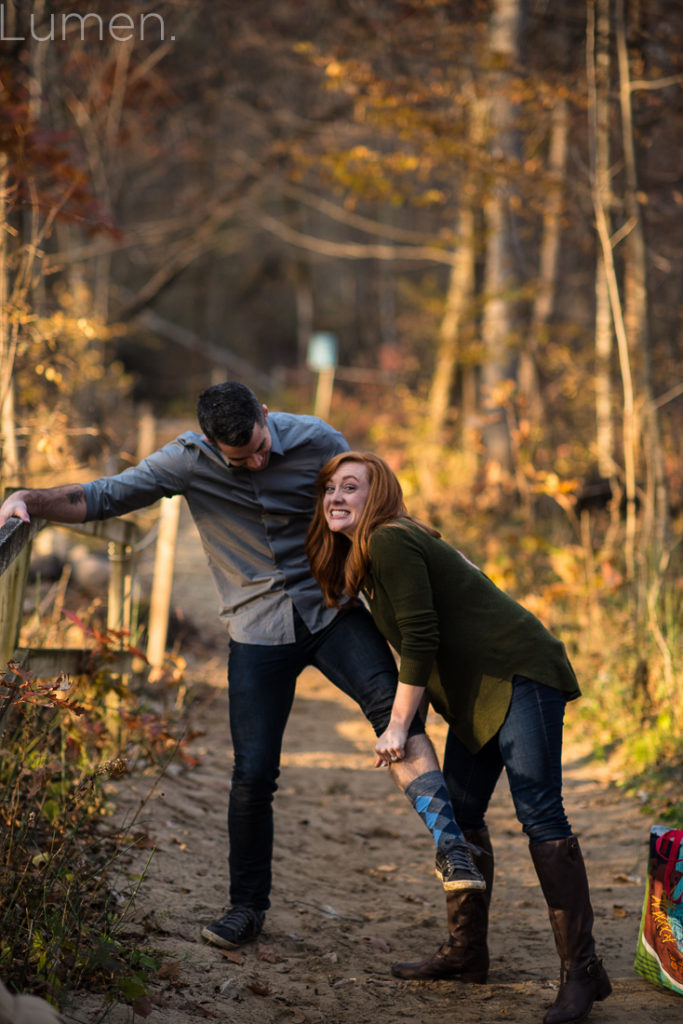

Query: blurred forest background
[1,1,682,783]
[1,0,682,1009]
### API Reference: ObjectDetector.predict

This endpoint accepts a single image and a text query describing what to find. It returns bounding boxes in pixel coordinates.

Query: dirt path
[66,509,681,1024]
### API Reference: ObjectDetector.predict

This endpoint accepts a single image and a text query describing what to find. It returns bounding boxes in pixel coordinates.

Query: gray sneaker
[435,840,487,892]
[201,905,265,949]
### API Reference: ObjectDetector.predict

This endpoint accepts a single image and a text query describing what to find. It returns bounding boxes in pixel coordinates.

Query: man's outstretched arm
[0,485,87,527]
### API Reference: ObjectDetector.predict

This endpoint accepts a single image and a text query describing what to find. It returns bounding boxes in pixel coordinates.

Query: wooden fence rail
[0,498,181,682]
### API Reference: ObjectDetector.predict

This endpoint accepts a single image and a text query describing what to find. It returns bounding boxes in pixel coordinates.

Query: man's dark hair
[197,381,265,446]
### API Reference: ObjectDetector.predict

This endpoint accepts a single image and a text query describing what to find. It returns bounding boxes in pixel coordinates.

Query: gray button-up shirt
[82,412,348,644]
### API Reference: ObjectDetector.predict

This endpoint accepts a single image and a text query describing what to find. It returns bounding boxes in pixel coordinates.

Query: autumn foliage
[0,0,681,1008]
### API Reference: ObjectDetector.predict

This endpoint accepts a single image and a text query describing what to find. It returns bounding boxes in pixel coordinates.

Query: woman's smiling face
[322,461,371,538]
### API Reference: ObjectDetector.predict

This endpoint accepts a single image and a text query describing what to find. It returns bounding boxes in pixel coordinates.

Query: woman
[306,452,611,1024]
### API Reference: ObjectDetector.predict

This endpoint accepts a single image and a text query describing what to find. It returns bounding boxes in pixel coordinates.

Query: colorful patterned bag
[633,825,683,994]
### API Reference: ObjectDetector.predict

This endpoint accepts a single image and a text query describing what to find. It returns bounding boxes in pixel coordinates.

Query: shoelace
[220,906,257,929]
[440,842,475,875]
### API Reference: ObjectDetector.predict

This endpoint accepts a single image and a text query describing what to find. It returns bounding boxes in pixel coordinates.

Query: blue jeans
[442,676,572,845]
[226,605,419,911]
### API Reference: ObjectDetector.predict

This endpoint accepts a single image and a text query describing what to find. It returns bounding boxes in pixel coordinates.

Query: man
[0,381,483,950]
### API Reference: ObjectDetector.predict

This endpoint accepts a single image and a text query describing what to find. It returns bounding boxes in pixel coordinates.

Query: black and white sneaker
[201,905,265,949]
[435,840,487,892]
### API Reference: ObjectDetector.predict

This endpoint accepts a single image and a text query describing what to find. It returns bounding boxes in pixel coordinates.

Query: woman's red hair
[306,451,438,607]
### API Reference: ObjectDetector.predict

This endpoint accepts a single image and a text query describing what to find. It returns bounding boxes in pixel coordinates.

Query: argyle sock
[404,769,464,849]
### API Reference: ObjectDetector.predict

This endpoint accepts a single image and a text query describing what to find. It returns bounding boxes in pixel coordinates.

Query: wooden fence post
[104,523,139,741]
[0,516,44,670]
[106,540,134,638]
[146,494,181,679]
[136,404,156,463]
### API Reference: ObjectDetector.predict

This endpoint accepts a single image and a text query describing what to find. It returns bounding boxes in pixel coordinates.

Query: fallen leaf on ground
[247,980,271,996]
[132,995,153,1018]
[130,830,157,849]
[187,1002,221,1019]
[219,949,245,965]
[157,961,185,984]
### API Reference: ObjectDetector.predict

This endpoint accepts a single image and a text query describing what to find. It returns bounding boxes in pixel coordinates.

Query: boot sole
[391,965,488,983]
[596,975,612,1000]
[201,925,260,949]
[542,973,612,1024]
[437,873,488,892]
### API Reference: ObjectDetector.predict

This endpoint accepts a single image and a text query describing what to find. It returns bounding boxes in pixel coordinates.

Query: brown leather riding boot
[391,827,494,982]
[530,836,612,1024]
[466,827,495,901]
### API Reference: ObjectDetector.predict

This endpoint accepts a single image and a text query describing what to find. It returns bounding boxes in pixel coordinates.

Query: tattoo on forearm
[67,489,82,506]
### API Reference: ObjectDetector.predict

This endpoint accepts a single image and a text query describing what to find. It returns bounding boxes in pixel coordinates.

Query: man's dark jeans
[443,675,572,845]
[226,605,410,911]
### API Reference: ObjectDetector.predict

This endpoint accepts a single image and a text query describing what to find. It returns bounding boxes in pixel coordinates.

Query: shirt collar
[266,415,284,456]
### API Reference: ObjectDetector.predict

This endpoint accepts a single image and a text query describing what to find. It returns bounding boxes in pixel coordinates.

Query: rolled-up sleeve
[83,439,195,519]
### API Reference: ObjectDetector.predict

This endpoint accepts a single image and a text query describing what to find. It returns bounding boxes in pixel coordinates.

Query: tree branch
[256,212,457,265]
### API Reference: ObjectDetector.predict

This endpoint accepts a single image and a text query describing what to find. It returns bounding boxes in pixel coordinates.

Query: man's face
[216,407,272,471]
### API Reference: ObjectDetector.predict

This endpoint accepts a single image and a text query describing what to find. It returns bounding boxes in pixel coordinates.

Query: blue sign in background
[307,332,338,371]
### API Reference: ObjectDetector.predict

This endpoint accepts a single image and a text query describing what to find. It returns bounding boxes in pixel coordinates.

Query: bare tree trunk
[419,83,485,508]
[461,362,479,480]
[427,204,477,439]
[588,0,616,481]
[0,0,24,485]
[61,36,133,323]
[519,98,569,434]
[426,76,486,446]
[294,261,314,368]
[615,0,669,554]
[27,2,47,317]
[415,204,477,513]
[0,154,19,487]
[480,0,523,475]
[480,190,514,471]
[588,0,639,580]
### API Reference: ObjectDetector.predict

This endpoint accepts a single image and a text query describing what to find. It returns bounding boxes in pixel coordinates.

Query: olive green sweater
[364,522,580,753]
